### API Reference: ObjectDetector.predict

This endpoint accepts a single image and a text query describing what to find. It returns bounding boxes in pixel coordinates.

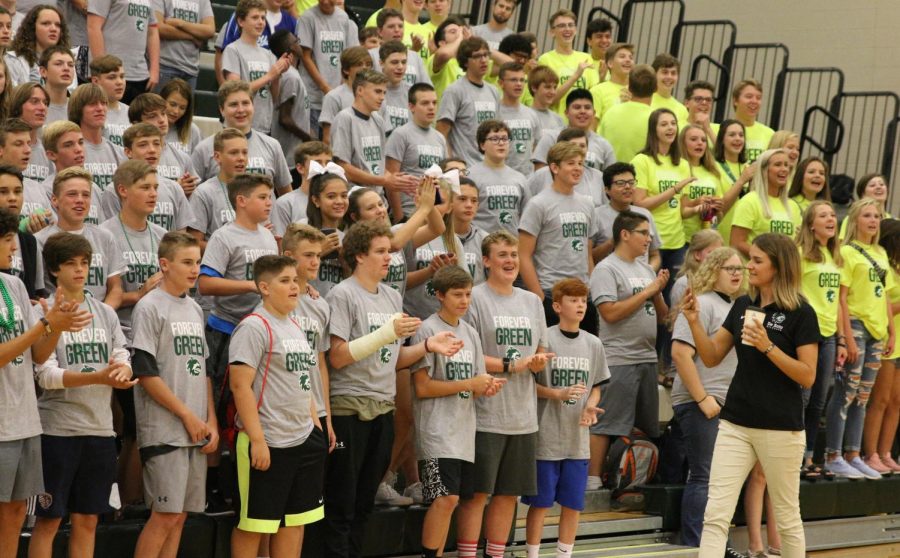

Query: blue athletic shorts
[521,458,589,510]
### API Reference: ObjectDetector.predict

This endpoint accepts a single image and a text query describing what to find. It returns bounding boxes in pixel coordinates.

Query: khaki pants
[698,420,806,558]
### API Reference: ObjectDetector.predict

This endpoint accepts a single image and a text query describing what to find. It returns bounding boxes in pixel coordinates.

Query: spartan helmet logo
[515,143,525,154]
[499,211,512,225]
[458,390,471,400]
[299,371,311,391]
[875,285,884,298]
[372,164,381,175]
[571,239,584,252]
[826,289,836,303]
[668,198,678,209]
[563,398,576,406]
[379,347,392,364]
[505,347,521,360]
[12,355,23,366]
[81,366,95,373]
[187,357,201,377]
[136,19,146,32]
[426,281,436,297]
[330,55,339,67]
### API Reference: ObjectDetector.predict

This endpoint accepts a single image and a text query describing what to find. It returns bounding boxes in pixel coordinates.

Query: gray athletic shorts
[0,435,44,502]
[589,362,660,437]
[143,446,207,513]
[472,431,537,496]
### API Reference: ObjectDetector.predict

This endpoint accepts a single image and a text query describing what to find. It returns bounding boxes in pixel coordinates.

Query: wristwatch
[39,316,52,335]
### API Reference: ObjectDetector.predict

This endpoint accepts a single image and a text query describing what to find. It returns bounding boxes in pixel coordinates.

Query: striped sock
[457,540,478,558]
[526,543,541,558]
[486,540,506,558]
[556,542,573,558]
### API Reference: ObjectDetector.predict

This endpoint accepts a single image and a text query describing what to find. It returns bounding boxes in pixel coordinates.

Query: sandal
[801,463,822,481]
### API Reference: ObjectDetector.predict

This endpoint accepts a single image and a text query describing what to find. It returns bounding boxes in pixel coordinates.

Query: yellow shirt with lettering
[682,164,726,240]
[800,245,841,337]
[840,242,894,340]
[632,152,691,250]
[732,193,801,242]
[743,121,774,163]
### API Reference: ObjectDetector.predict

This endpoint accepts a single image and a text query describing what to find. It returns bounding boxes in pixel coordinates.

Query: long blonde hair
[691,246,745,297]
[842,197,883,246]
[749,148,793,221]
[795,200,841,266]
[680,124,719,176]
[676,229,723,279]
[749,233,803,310]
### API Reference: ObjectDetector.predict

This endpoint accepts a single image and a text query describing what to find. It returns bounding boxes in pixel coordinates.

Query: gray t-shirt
[26,142,53,183]
[457,226,487,284]
[132,287,208,448]
[326,275,402,402]
[384,121,447,217]
[101,175,194,231]
[369,47,431,86]
[189,176,235,237]
[381,81,411,136]
[153,0,213,76]
[318,83,354,126]
[192,130,291,190]
[22,177,54,219]
[201,222,278,325]
[533,129,615,172]
[438,78,499,165]
[36,298,128,437]
[471,24,512,50]
[222,41,277,134]
[230,307,316,448]
[591,204,660,266]
[99,217,166,342]
[671,291,737,406]
[60,0,88,46]
[156,145,196,183]
[291,294,330,417]
[331,107,386,185]
[271,189,308,237]
[296,5,359,108]
[83,139,127,193]
[526,165,607,207]
[590,252,658,365]
[47,101,69,127]
[403,234,465,319]
[534,108,564,131]
[498,103,542,177]
[535,326,610,460]
[88,0,158,81]
[165,124,202,156]
[104,102,131,148]
[467,162,529,234]
[519,188,596,287]
[0,273,42,442]
[35,224,128,300]
[463,282,548,434]
[270,66,311,164]
[309,226,344,297]
[412,314,485,461]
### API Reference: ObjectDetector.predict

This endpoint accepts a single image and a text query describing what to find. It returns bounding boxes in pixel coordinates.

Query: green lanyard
[0,278,16,331]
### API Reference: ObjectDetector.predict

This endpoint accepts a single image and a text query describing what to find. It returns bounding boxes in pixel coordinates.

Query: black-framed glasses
[485,136,510,144]
[612,179,637,187]
[722,265,746,275]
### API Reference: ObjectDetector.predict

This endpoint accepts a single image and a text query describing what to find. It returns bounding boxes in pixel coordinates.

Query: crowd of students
[0,1,896,558]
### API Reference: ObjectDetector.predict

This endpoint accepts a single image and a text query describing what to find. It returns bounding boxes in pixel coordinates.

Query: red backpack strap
[245,313,275,409]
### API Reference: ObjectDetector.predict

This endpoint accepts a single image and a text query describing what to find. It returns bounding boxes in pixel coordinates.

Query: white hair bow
[308,161,347,181]
[424,165,461,194]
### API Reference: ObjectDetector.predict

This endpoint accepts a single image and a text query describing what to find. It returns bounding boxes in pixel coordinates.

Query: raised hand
[427,331,463,357]
[392,314,422,338]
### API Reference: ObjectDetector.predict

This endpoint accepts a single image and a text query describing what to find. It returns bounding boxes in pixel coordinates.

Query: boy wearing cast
[587,211,667,488]
[281,223,336,449]
[131,232,218,558]
[456,230,552,558]
[0,207,93,558]
[36,167,126,307]
[189,128,247,246]
[29,232,135,558]
[101,124,195,232]
[99,160,167,342]
[519,142,596,328]
[191,81,292,196]
[523,278,609,558]
[467,120,530,234]
[385,83,447,220]
[229,256,326,558]
[413,265,505,558]
[90,55,130,148]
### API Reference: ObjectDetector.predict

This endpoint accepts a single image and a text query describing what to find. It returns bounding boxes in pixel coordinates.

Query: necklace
[0,278,16,331]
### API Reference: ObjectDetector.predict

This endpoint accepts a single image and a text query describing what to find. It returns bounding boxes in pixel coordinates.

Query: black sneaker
[204,490,234,516]
[724,547,746,558]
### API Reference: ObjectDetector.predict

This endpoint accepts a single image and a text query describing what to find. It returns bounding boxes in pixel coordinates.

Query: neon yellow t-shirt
[732,193,801,241]
[429,56,462,99]
[590,81,625,123]
[800,245,841,337]
[598,101,651,163]
[715,159,746,245]
[682,164,726,240]
[744,121,774,163]
[632,153,691,250]
[536,50,599,117]
[840,242,894,340]
[791,194,813,215]
[651,93,689,125]
[295,0,315,16]
[888,270,900,358]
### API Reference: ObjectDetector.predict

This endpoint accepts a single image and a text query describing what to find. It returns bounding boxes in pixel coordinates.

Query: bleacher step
[514,512,663,542]
[516,489,611,519]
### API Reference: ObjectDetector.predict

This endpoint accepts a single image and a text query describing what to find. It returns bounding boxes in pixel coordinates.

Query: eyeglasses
[629,228,651,237]
[722,265,746,275]
[690,96,713,104]
[611,179,636,187]
[485,136,510,144]
[554,22,577,29]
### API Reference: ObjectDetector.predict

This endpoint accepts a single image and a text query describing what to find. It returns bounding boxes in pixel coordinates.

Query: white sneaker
[403,481,424,504]
[375,482,414,506]
[825,457,865,479]
[586,475,602,490]
[848,456,882,480]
